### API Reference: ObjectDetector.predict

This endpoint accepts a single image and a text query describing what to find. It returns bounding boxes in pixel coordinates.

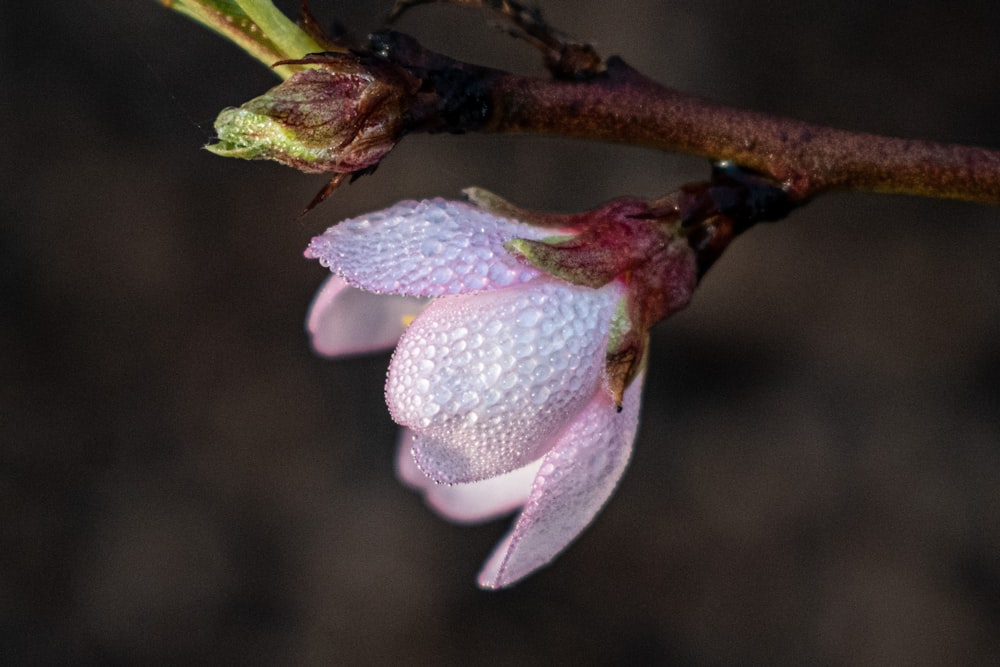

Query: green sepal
[504,237,616,288]
[463,187,576,228]
[604,302,647,410]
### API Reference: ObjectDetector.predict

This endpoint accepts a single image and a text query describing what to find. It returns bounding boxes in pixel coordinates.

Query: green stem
[158,0,323,79]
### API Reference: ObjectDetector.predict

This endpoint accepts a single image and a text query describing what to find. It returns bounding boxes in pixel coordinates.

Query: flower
[209,53,419,176]
[306,194,695,588]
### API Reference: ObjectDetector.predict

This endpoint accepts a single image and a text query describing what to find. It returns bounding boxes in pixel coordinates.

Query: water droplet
[484,363,502,385]
[533,365,552,382]
[433,386,453,405]
[488,264,515,287]
[421,239,444,256]
[517,307,542,328]
[459,391,479,409]
[514,328,536,344]
[531,386,550,405]
[463,275,488,291]
[483,388,503,406]
[513,343,534,359]
[431,266,453,285]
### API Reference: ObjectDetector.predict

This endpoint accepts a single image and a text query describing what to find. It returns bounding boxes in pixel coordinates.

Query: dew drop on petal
[514,328,536,345]
[531,386,551,405]
[533,365,552,383]
[513,343,534,359]
[431,266,453,285]
[484,363,502,385]
[421,239,444,256]
[459,390,479,409]
[433,386,453,405]
[517,307,542,328]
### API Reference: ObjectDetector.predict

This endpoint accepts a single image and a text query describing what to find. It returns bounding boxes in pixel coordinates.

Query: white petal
[306,198,554,297]
[425,463,540,524]
[396,428,542,524]
[306,275,427,357]
[477,370,645,590]
[386,278,621,483]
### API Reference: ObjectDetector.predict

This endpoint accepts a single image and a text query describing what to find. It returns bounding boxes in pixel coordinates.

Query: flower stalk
[158,0,329,79]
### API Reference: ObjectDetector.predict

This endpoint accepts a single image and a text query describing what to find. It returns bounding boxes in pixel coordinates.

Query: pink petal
[386,279,621,483]
[395,429,541,524]
[306,198,554,297]
[393,428,427,489]
[306,275,427,357]
[477,370,645,590]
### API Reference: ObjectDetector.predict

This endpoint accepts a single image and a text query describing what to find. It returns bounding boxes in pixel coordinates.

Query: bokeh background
[3,1,999,663]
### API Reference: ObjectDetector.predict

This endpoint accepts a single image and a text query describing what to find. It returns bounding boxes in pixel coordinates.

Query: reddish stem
[484,58,1000,204]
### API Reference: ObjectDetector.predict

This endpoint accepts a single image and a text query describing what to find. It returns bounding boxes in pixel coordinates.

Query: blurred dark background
[2,1,998,663]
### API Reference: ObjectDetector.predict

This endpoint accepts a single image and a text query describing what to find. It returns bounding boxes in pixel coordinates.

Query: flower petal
[387,278,621,483]
[306,275,427,357]
[306,198,555,297]
[393,428,427,489]
[477,370,645,589]
[395,429,541,524]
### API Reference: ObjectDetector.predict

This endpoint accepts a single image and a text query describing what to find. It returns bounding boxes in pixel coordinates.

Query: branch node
[388,0,605,80]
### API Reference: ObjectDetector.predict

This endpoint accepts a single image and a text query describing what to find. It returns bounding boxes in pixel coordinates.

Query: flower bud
[207,55,419,175]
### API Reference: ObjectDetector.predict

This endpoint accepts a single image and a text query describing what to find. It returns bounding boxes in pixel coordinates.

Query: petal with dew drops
[395,429,541,524]
[477,370,645,589]
[306,275,428,357]
[387,278,621,483]
[306,198,557,297]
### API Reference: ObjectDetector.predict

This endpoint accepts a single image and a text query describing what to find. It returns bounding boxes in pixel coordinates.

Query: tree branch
[481,58,1000,204]
[161,1,1000,207]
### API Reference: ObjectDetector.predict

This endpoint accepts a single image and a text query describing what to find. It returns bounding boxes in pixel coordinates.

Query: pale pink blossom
[306,198,645,588]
